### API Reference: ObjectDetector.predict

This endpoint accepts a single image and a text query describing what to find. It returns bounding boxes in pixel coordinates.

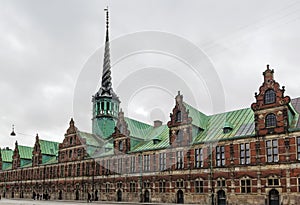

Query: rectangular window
[130,156,135,173]
[60,165,64,177]
[76,164,80,176]
[159,153,166,171]
[176,151,184,169]
[144,155,150,171]
[195,180,204,193]
[106,160,110,175]
[195,148,203,168]
[117,158,122,173]
[298,178,300,192]
[105,183,110,193]
[176,180,184,188]
[297,137,300,160]
[159,181,166,193]
[68,164,72,177]
[241,179,251,193]
[217,179,226,187]
[96,163,100,175]
[266,140,278,163]
[268,178,279,186]
[240,143,250,165]
[130,182,136,192]
[216,146,225,167]
[86,163,90,176]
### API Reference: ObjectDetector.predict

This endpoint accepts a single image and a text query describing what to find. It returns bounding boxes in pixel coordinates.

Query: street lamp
[10,125,16,136]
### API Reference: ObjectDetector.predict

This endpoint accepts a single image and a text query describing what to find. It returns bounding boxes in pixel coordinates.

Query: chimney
[154,120,163,128]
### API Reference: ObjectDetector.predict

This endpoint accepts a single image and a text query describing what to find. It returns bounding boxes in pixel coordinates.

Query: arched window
[176,111,182,122]
[265,114,277,128]
[119,141,123,151]
[70,137,73,145]
[264,89,276,104]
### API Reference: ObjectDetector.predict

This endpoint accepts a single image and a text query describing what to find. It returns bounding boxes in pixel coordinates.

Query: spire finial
[104,6,109,42]
[96,6,118,100]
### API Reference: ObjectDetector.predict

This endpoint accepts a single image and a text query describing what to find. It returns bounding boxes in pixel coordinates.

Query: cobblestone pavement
[0,198,198,205]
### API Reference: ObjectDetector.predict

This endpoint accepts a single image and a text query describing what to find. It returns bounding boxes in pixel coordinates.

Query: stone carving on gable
[112,109,131,154]
[59,118,86,163]
[32,134,42,167]
[251,65,291,136]
[167,91,192,146]
[12,141,20,169]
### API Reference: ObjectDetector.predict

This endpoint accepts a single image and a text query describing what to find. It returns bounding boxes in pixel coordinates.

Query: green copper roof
[21,159,31,167]
[183,102,208,129]
[132,125,169,152]
[125,117,153,139]
[1,149,13,162]
[93,118,116,139]
[40,139,59,156]
[43,156,58,165]
[78,131,104,147]
[18,145,33,160]
[2,162,12,170]
[195,108,255,143]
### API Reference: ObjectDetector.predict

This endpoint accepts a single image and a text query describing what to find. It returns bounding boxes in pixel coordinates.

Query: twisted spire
[98,7,118,99]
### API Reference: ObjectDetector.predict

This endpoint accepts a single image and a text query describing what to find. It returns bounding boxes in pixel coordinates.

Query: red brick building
[1,10,300,205]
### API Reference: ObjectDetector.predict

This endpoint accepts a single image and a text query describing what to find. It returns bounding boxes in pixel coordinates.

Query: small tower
[251,65,291,136]
[92,8,120,139]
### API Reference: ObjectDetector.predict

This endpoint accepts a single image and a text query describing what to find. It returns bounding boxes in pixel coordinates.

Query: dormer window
[265,113,276,128]
[264,89,276,104]
[176,111,182,122]
[223,127,232,134]
[223,122,233,134]
[153,139,160,145]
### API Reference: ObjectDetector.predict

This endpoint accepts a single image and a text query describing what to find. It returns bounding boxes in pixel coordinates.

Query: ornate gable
[167,91,192,146]
[32,134,42,167]
[112,109,131,154]
[12,141,20,169]
[59,118,86,162]
[251,65,291,136]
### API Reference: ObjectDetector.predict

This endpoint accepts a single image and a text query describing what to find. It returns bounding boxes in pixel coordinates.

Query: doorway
[217,190,226,205]
[269,189,279,205]
[177,190,184,204]
[144,189,150,202]
[117,189,122,201]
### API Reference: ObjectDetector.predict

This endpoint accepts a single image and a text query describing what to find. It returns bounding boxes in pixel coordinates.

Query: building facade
[1,10,300,205]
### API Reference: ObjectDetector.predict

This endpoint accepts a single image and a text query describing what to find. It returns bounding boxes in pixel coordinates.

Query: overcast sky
[1,0,300,148]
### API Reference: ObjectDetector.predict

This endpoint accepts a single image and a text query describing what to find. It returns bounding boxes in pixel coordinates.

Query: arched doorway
[75,190,79,200]
[144,189,150,202]
[217,190,226,205]
[177,190,184,204]
[117,189,122,201]
[58,190,62,200]
[269,189,279,205]
[94,190,98,201]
